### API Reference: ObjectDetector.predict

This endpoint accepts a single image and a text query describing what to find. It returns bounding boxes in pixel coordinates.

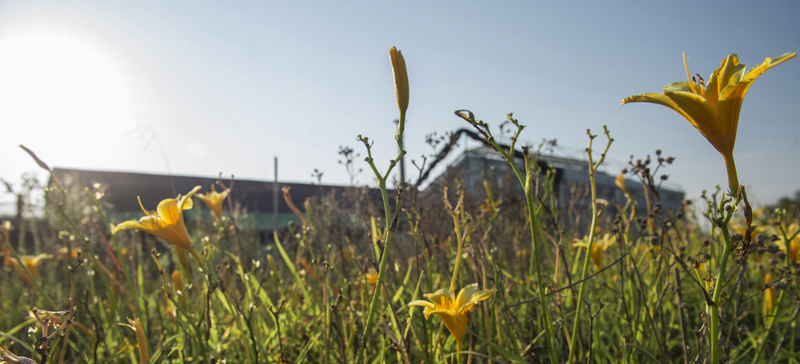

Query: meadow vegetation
[1,48,798,364]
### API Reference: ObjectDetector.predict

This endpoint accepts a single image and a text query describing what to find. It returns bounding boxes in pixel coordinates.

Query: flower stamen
[683,52,697,94]
[137,197,150,217]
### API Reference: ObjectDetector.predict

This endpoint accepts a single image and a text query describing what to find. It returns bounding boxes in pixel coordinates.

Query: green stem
[567,131,610,364]
[353,111,405,364]
[567,149,597,363]
[524,172,558,364]
[723,152,739,194]
[710,215,734,363]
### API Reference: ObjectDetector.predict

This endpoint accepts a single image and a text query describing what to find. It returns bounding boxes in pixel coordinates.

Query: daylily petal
[458,289,496,314]
[408,300,436,319]
[663,90,728,154]
[704,66,723,110]
[455,284,480,310]
[601,234,617,250]
[717,54,746,91]
[622,93,700,129]
[179,186,202,211]
[717,52,796,152]
[430,309,467,343]
[573,241,589,248]
[407,300,436,309]
[661,82,694,93]
[113,220,147,234]
[425,288,455,308]
[157,199,180,225]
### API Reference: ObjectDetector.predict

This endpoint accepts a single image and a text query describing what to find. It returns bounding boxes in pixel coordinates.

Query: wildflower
[622,52,796,192]
[389,46,409,115]
[365,272,378,285]
[57,247,82,261]
[408,283,495,355]
[20,254,52,280]
[574,233,616,270]
[197,185,230,222]
[113,186,203,270]
[0,344,36,364]
[776,236,800,263]
[3,249,52,283]
[763,274,777,323]
[615,173,628,195]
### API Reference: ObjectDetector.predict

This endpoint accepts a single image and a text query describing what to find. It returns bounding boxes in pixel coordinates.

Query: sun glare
[0,28,137,140]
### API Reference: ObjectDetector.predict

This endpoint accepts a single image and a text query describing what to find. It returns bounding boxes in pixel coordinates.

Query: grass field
[1,48,798,364]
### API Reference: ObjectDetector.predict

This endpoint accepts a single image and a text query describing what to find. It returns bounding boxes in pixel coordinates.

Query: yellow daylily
[574,233,616,271]
[3,247,52,284]
[615,173,628,195]
[112,186,203,270]
[0,344,37,364]
[19,254,52,280]
[390,46,409,115]
[408,283,495,355]
[776,236,800,263]
[763,274,777,324]
[622,52,796,192]
[197,185,230,221]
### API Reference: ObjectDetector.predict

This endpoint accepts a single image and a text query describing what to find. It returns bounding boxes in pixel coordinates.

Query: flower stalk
[567,126,613,363]
[352,46,409,364]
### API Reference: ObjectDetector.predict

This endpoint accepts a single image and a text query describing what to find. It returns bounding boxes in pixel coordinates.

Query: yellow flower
[3,249,52,284]
[390,46,409,115]
[365,272,378,285]
[574,233,616,270]
[777,237,800,263]
[57,247,82,261]
[0,343,37,364]
[622,52,796,192]
[20,254,52,280]
[197,185,230,221]
[408,284,495,354]
[763,274,777,323]
[615,173,628,195]
[112,186,203,270]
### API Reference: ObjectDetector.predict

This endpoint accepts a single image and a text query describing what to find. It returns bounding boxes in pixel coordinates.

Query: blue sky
[1,0,799,214]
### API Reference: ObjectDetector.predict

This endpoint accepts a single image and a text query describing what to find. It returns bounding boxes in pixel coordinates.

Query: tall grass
[1,48,798,364]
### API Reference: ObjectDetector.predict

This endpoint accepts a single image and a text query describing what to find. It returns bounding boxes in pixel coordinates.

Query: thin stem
[352,110,406,364]
[567,127,613,364]
[710,204,736,364]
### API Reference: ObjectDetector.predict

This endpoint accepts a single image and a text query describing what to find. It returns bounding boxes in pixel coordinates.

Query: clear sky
[1,0,799,215]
